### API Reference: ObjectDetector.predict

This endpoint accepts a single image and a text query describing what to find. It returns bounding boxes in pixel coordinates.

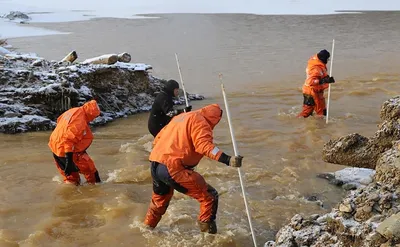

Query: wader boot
[198,220,217,234]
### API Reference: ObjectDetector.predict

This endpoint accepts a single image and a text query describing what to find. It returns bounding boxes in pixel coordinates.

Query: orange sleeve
[62,117,85,153]
[190,115,222,161]
[307,66,323,86]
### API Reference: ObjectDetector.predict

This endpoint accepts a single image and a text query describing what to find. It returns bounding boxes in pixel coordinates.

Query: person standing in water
[148,79,192,137]
[48,100,102,185]
[298,49,335,118]
[143,104,243,234]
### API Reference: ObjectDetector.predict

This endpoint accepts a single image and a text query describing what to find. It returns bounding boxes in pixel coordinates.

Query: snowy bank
[0,49,204,134]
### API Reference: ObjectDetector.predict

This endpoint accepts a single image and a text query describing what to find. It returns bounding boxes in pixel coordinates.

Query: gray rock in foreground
[266,96,400,247]
[322,96,400,169]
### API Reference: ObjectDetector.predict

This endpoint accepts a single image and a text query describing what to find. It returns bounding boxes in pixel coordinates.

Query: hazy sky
[1,0,399,38]
[1,0,400,17]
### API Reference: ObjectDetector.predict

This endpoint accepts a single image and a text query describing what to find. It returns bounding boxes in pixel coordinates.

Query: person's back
[48,100,101,185]
[144,104,243,234]
[49,105,93,157]
[150,104,223,173]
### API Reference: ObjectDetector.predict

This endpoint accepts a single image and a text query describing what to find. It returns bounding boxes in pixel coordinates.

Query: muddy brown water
[1,12,400,246]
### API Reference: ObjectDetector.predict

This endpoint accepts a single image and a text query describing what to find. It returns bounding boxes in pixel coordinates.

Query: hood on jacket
[163,80,180,97]
[199,104,223,129]
[308,54,327,70]
[82,100,100,122]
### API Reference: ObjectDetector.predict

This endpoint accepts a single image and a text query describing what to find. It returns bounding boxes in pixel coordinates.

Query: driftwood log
[82,54,119,65]
[60,50,78,63]
[117,52,131,63]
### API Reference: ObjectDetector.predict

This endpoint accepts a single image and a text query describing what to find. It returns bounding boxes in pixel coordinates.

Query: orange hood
[82,100,100,122]
[198,104,222,129]
[308,54,327,70]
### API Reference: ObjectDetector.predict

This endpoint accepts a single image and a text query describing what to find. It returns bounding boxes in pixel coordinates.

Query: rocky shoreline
[266,96,400,247]
[0,45,204,134]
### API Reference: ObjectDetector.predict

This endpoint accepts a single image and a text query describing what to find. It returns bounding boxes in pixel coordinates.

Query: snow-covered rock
[0,50,204,134]
[317,167,375,191]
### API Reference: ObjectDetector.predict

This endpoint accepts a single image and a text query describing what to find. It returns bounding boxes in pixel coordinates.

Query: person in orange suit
[143,104,243,234]
[298,49,335,118]
[48,100,101,185]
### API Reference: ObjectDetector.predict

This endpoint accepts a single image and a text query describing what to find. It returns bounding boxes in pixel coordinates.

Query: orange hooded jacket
[149,104,224,175]
[48,100,100,157]
[302,54,329,94]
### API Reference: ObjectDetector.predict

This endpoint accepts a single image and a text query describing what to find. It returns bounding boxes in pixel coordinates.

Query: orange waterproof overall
[298,54,330,118]
[144,104,225,228]
[48,100,100,185]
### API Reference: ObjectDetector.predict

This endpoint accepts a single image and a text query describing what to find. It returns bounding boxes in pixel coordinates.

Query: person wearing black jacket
[148,80,192,137]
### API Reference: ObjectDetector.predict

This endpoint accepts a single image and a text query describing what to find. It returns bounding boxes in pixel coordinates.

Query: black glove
[64,152,79,176]
[184,105,192,112]
[229,155,243,167]
[218,153,243,167]
[327,76,335,83]
[319,76,335,84]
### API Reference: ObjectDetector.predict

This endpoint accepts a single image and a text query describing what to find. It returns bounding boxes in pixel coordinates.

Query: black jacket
[148,90,176,137]
[148,80,182,137]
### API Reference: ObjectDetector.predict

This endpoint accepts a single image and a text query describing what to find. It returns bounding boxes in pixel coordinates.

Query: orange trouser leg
[74,152,98,184]
[172,169,218,223]
[298,105,314,118]
[298,93,315,118]
[144,189,174,228]
[144,162,218,228]
[144,162,175,228]
[313,92,326,116]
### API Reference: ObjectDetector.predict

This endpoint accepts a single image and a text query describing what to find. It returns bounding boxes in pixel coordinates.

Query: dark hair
[164,80,179,96]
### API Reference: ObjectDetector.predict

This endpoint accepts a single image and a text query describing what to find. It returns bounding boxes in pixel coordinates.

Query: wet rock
[322,97,400,169]
[3,111,22,118]
[289,214,303,230]
[339,200,354,213]
[354,206,372,222]
[0,51,204,134]
[322,133,374,168]
[368,193,381,202]
[380,96,400,121]
[342,183,358,191]
[375,144,400,187]
[317,172,344,186]
[266,139,400,246]
[376,213,400,239]
[1,11,30,21]
[264,241,275,247]
[366,232,387,246]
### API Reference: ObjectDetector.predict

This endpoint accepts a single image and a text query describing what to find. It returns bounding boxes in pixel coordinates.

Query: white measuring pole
[218,73,257,247]
[326,39,335,124]
[174,53,190,108]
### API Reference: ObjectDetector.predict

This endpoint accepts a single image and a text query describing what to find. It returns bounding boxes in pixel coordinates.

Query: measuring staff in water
[143,104,243,234]
[298,49,335,118]
[147,79,192,137]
